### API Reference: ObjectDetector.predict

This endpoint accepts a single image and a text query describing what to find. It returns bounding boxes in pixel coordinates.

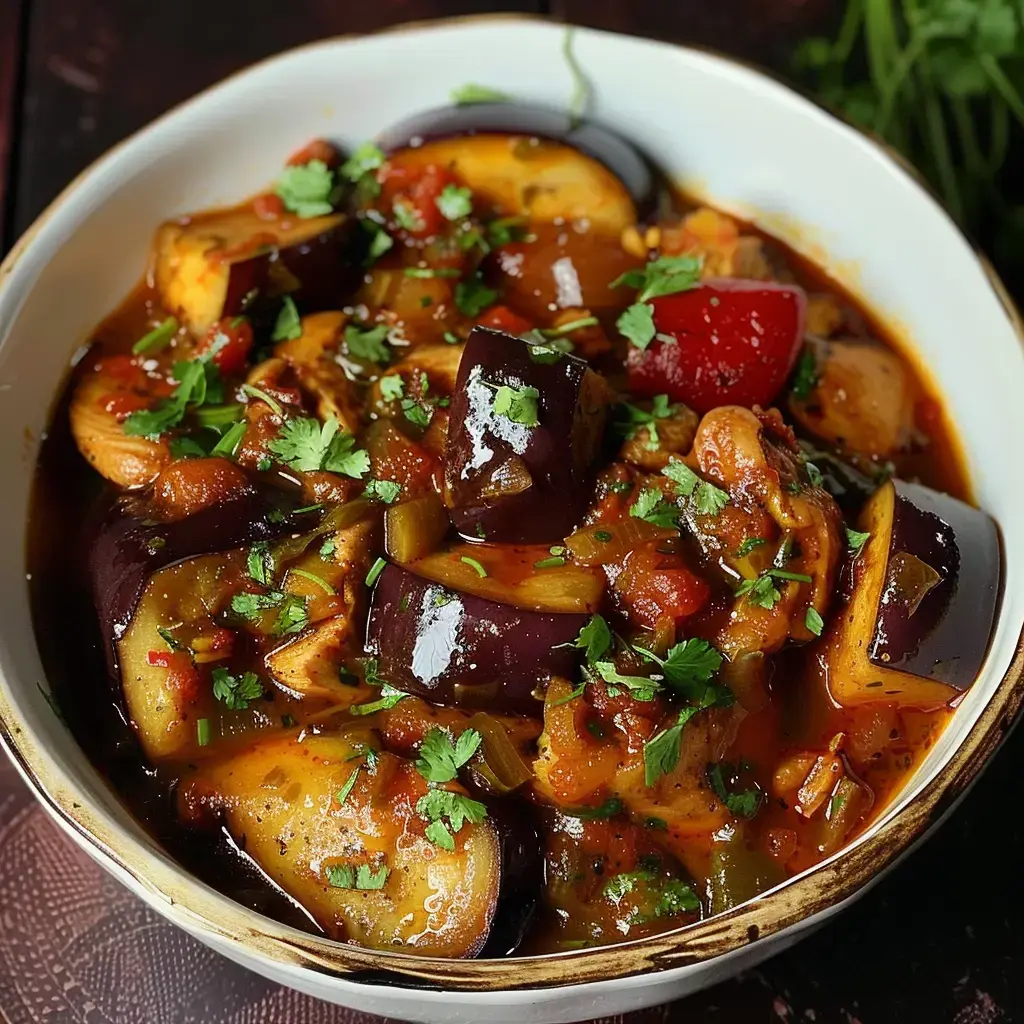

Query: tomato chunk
[614,544,710,628]
[146,650,201,703]
[477,305,533,335]
[382,163,455,239]
[197,317,254,377]
[627,280,806,414]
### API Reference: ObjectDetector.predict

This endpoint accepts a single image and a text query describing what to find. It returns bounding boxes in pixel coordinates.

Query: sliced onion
[270,499,374,566]
[385,493,451,563]
[467,712,534,794]
[565,518,676,566]
[884,550,942,617]
[477,455,534,501]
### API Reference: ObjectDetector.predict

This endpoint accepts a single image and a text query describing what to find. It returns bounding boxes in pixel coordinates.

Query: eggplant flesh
[444,327,611,545]
[824,479,1001,709]
[364,565,585,715]
[377,102,658,221]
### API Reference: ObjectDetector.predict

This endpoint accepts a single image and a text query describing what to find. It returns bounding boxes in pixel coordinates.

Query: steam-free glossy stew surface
[29,109,1001,957]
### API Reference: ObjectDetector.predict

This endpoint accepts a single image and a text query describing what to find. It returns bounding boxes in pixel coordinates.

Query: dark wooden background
[0,2,1021,1022]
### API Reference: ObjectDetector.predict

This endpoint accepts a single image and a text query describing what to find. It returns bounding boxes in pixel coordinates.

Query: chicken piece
[274,311,361,434]
[687,405,844,655]
[69,355,173,488]
[788,338,913,461]
[656,208,772,280]
[176,730,501,956]
[151,457,252,521]
[266,518,378,701]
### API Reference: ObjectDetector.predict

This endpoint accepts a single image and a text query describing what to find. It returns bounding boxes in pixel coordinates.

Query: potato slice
[177,731,501,957]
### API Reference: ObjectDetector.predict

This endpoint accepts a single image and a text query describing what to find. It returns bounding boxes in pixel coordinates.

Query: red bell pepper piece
[627,279,806,414]
[197,317,255,377]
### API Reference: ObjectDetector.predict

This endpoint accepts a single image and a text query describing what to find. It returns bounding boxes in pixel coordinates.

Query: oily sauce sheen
[28,127,993,958]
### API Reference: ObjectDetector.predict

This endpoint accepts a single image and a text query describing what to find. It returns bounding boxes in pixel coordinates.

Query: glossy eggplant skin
[89,491,290,667]
[869,480,1001,688]
[444,327,611,545]
[376,103,658,217]
[364,565,585,716]
[479,802,545,957]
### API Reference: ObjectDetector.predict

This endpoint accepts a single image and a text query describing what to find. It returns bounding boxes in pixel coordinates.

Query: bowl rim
[1,10,1023,994]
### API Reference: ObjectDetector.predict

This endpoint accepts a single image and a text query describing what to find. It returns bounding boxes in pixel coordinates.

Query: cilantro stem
[562,28,590,124]
[289,568,336,595]
[917,59,962,222]
[241,383,284,418]
[979,55,1024,130]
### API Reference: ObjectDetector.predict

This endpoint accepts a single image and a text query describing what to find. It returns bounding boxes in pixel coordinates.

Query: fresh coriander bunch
[793,0,1024,287]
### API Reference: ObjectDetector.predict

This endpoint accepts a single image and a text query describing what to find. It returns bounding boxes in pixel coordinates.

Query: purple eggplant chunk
[444,327,610,545]
[364,565,585,715]
[479,802,544,957]
[376,103,658,216]
[869,480,1001,688]
[89,491,294,667]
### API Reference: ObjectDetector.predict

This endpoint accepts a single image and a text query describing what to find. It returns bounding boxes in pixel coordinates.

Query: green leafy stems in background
[792,0,1024,287]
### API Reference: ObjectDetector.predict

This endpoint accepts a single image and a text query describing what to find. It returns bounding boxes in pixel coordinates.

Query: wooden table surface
[0,2,1021,1022]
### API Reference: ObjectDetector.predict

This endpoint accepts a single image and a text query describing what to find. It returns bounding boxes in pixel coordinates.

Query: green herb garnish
[268,416,370,477]
[132,317,179,355]
[211,668,264,711]
[272,296,302,342]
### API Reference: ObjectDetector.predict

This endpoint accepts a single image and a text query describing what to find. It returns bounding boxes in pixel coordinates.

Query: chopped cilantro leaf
[345,323,391,364]
[393,198,425,232]
[325,862,390,890]
[614,394,677,448]
[735,573,782,608]
[707,762,762,819]
[275,159,335,218]
[209,419,246,459]
[791,348,819,400]
[487,216,529,247]
[339,142,385,185]
[575,614,612,663]
[268,416,370,477]
[629,488,680,529]
[662,460,730,515]
[272,296,302,342]
[319,537,336,559]
[805,606,825,636]
[401,397,433,429]
[211,668,264,711]
[364,478,401,504]
[846,526,870,553]
[451,82,513,104]
[416,789,488,850]
[123,359,215,439]
[736,537,767,558]
[415,727,482,784]
[272,594,309,635]
[454,276,498,317]
[612,254,703,303]
[378,374,405,401]
[436,184,473,221]
[561,797,624,820]
[643,705,703,785]
[246,541,274,586]
[492,384,539,426]
[616,302,656,349]
[548,680,587,707]
[594,662,661,701]
[362,218,394,263]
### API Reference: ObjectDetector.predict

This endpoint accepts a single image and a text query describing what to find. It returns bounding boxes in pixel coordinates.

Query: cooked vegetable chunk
[823,479,1001,708]
[444,327,611,544]
[627,280,806,414]
[177,731,501,956]
[380,106,651,231]
[365,565,586,714]
[154,206,357,338]
[788,338,913,461]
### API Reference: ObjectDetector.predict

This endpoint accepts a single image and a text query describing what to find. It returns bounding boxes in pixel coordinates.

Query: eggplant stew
[29,105,1002,957]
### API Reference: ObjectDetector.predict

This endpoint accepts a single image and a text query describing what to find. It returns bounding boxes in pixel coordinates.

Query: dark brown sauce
[26,204,973,953]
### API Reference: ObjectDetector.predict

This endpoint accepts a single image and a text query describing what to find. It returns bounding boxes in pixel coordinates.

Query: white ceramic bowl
[1,15,1022,1024]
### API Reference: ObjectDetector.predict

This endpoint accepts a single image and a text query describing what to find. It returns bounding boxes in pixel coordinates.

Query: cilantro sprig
[415,728,482,784]
[492,384,540,427]
[662,460,730,516]
[211,668,264,711]
[325,863,390,890]
[268,416,370,477]
[613,255,702,349]
[416,789,488,851]
[275,159,337,218]
[615,394,678,449]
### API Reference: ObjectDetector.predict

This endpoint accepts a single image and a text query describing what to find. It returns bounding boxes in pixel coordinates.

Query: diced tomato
[477,305,533,335]
[627,280,806,414]
[252,193,286,221]
[383,163,455,239]
[102,393,151,420]
[97,354,148,386]
[146,649,201,703]
[368,424,439,498]
[614,544,710,628]
[197,317,254,377]
[286,138,339,168]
